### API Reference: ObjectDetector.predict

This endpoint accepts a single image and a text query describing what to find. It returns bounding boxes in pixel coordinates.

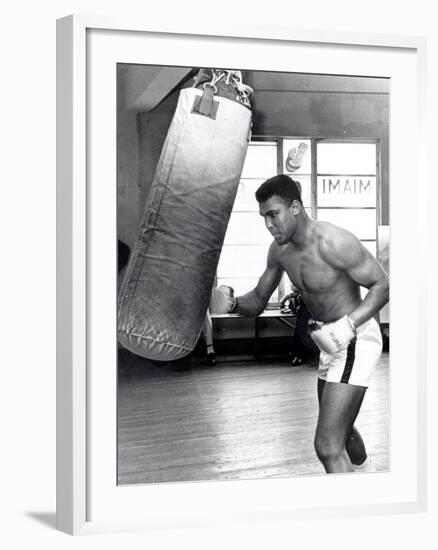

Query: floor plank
[117,351,389,484]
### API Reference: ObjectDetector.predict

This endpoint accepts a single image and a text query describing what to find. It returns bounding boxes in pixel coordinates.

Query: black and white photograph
[2,0,436,543]
[116,64,390,485]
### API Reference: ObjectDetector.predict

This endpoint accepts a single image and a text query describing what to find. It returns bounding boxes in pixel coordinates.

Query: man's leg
[318,379,368,466]
[315,379,366,473]
[346,427,368,466]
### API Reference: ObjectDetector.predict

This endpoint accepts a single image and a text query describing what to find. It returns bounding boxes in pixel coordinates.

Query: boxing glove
[210,285,236,314]
[308,315,356,354]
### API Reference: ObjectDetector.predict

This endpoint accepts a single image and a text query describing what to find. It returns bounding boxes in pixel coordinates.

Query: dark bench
[210,309,296,358]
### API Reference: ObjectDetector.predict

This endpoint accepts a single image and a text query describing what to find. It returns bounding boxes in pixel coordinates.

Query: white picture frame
[56,15,428,535]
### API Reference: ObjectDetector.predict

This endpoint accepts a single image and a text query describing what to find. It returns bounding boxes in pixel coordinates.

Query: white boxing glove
[210,285,236,314]
[308,315,356,354]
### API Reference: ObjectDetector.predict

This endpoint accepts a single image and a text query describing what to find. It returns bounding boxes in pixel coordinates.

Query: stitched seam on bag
[121,332,192,351]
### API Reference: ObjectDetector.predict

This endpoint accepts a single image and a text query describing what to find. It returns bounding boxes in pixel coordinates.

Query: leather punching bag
[118,69,253,361]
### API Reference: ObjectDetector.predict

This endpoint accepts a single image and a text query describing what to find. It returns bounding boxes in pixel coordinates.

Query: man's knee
[314,433,344,463]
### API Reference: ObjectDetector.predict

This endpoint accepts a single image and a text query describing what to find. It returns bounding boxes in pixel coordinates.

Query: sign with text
[317,176,376,207]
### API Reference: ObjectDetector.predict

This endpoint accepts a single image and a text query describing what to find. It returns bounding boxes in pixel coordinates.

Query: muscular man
[229,174,389,474]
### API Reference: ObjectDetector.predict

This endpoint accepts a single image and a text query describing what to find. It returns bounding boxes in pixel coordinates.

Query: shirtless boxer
[226,174,389,474]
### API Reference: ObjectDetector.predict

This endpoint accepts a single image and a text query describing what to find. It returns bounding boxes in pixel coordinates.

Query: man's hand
[210,285,237,314]
[308,315,356,354]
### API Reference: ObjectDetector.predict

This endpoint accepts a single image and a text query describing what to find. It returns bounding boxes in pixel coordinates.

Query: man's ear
[291,200,300,215]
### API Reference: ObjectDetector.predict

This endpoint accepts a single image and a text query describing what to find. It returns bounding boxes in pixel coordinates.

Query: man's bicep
[335,236,387,289]
[347,250,388,289]
[325,230,387,288]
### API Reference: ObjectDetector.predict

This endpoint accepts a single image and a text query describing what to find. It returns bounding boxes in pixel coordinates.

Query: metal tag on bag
[191,85,219,119]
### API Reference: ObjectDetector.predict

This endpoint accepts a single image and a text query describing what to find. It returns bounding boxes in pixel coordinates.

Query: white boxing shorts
[318,317,383,387]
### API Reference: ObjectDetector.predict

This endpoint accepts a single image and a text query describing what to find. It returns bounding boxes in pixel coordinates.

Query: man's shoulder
[314,221,356,246]
[268,240,290,264]
[314,221,361,263]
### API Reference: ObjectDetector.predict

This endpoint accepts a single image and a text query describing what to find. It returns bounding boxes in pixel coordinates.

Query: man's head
[256,175,304,244]
[255,174,303,206]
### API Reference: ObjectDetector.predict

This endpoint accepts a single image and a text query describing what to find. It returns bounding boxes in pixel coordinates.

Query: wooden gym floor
[117,350,390,485]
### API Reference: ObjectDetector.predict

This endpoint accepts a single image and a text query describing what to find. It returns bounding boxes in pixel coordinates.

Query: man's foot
[206,352,217,366]
[352,457,375,473]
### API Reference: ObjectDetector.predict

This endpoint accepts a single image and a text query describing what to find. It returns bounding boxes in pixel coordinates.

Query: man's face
[259,195,296,245]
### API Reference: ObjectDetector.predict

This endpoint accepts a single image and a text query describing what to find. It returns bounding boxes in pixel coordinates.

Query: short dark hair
[255,174,302,205]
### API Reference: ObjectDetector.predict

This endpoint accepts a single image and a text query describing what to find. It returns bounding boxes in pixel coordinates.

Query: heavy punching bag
[118,69,253,361]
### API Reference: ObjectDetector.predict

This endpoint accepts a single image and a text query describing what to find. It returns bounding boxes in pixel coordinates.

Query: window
[217,142,278,302]
[217,139,379,307]
[316,142,378,258]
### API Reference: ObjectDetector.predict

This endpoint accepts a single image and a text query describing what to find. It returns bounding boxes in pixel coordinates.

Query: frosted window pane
[224,213,272,245]
[361,240,377,257]
[217,245,269,278]
[317,209,376,240]
[283,139,311,175]
[234,179,265,212]
[241,142,277,178]
[377,225,390,275]
[317,176,376,207]
[317,143,376,174]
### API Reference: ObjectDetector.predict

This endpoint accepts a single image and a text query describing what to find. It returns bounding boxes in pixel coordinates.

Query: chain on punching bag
[118,69,253,361]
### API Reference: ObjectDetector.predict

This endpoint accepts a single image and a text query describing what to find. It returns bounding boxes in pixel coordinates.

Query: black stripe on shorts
[341,337,357,384]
